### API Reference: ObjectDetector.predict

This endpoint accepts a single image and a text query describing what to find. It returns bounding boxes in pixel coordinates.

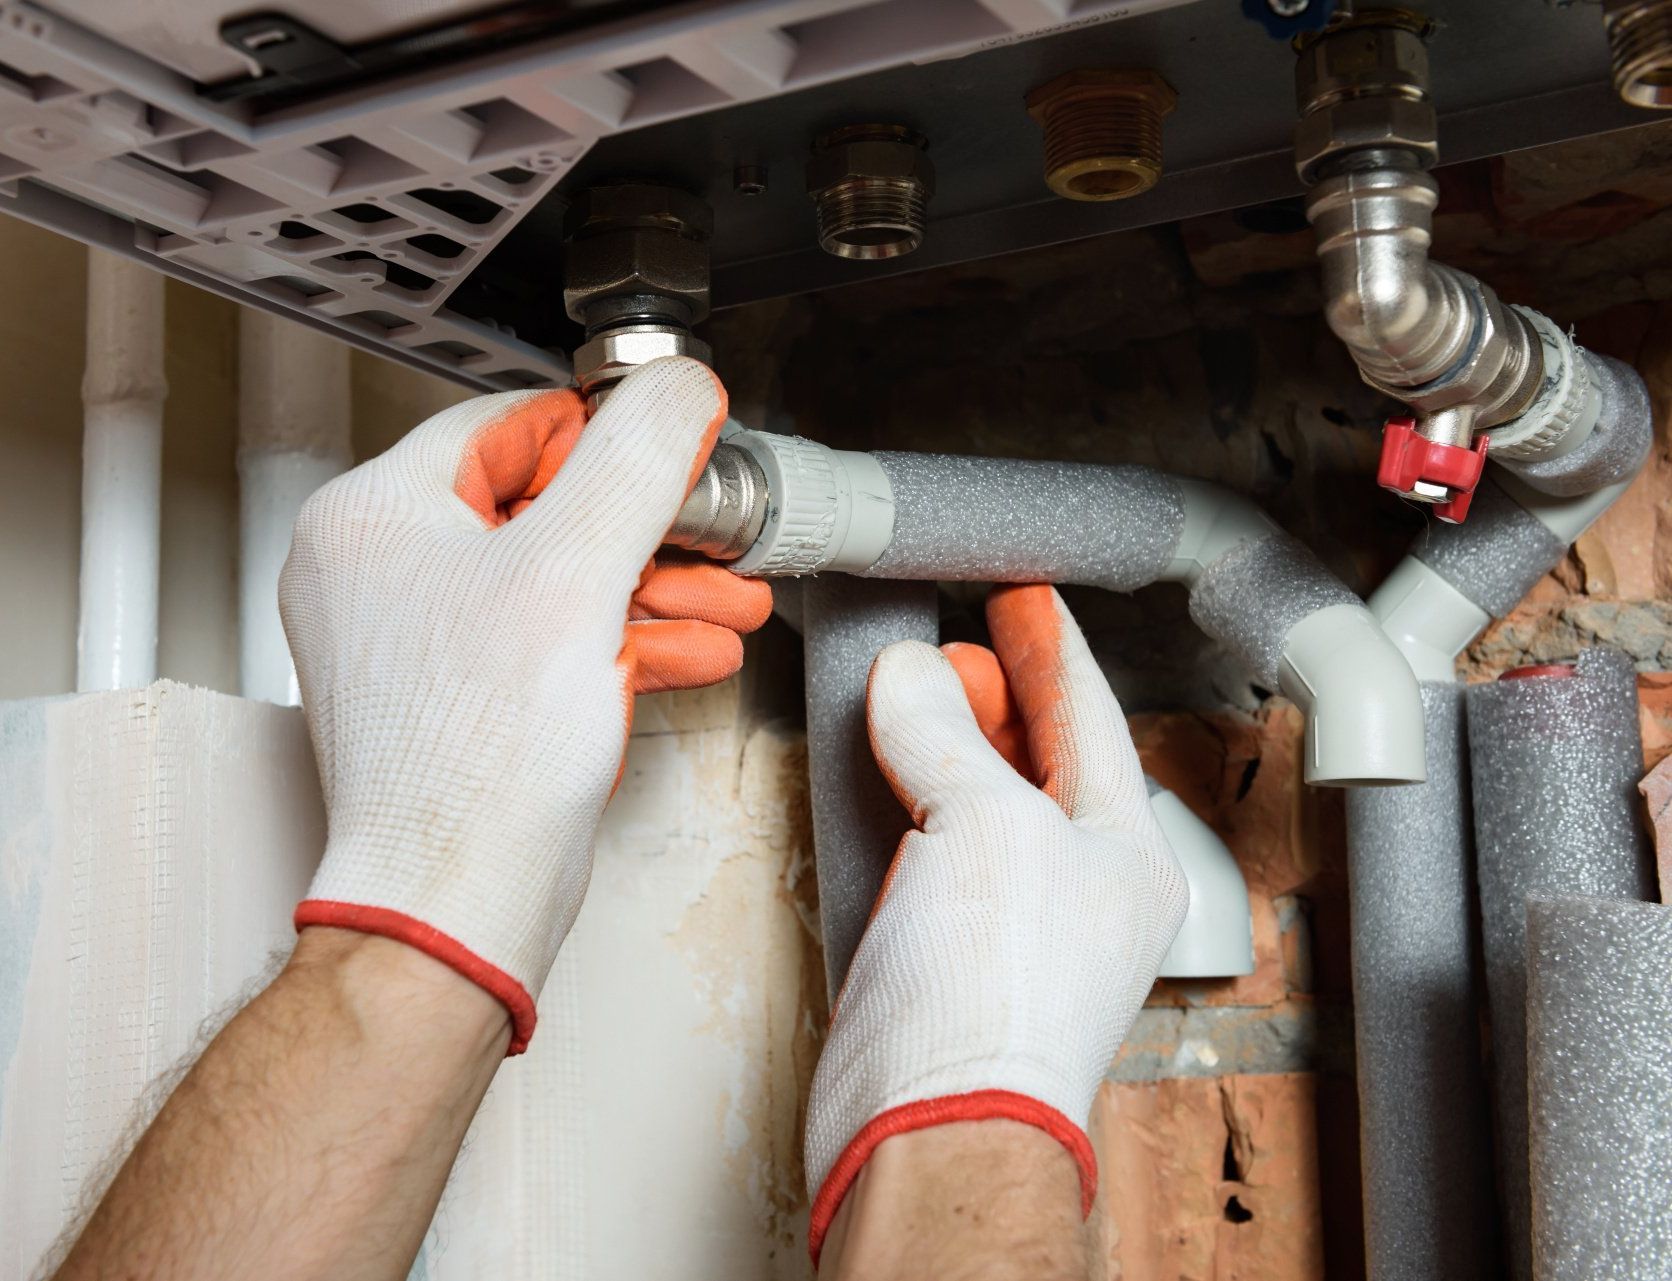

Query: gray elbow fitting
[1279,604,1427,787]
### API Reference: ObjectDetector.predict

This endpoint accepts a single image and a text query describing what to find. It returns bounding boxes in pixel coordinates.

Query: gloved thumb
[514,357,727,580]
[866,639,1037,828]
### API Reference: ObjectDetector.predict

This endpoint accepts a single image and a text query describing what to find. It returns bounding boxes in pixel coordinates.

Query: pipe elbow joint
[1278,603,1427,787]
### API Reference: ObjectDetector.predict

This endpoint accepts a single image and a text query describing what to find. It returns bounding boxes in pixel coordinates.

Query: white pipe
[77,250,166,693]
[238,310,352,705]
[1149,781,1255,979]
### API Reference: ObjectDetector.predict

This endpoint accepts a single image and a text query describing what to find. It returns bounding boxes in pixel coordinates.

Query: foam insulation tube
[1340,358,1653,1281]
[694,432,1426,787]
[1526,895,1672,1280]
[1466,649,1654,1281]
[1343,683,1500,1280]
[803,577,940,1000]
[76,250,166,692]
[238,310,352,705]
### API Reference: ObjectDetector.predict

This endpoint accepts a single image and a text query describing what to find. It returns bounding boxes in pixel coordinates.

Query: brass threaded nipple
[806,124,934,260]
[1605,0,1672,108]
[1027,69,1177,202]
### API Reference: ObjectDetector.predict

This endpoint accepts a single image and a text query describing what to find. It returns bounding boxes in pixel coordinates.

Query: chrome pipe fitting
[668,441,768,561]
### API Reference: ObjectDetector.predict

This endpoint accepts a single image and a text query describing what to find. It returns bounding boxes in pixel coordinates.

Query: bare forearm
[819,1121,1088,1281]
[54,927,509,1281]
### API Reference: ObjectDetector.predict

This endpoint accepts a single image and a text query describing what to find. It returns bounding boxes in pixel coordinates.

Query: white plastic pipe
[238,309,352,705]
[1149,781,1255,978]
[76,250,167,692]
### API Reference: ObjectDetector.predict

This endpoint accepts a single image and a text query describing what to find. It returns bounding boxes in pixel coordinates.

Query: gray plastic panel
[0,0,1197,388]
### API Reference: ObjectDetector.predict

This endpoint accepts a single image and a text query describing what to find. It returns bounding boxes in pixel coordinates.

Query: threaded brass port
[1026,69,1177,202]
[806,125,934,260]
[1604,0,1672,108]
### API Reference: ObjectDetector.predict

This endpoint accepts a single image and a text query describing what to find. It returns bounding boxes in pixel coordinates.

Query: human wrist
[818,1119,1088,1280]
[289,925,510,1059]
[807,1085,1097,1264]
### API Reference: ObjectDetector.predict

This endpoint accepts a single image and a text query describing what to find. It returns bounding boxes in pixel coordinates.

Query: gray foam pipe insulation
[1527,895,1672,1280]
[1347,350,1653,1281]
[1467,651,1654,1281]
[685,435,1433,996]
[801,577,940,1002]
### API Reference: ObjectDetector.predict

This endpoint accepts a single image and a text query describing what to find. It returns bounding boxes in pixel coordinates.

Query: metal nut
[563,183,713,239]
[561,183,712,327]
[572,324,713,398]
[1293,96,1437,183]
[1294,19,1430,111]
[1293,15,1437,182]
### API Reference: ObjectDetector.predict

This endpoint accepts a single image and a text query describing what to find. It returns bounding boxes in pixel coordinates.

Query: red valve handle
[1376,416,1489,524]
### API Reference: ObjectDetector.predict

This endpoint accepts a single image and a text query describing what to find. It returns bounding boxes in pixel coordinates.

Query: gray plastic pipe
[1344,350,1652,1281]
[802,577,940,1003]
[677,433,1426,788]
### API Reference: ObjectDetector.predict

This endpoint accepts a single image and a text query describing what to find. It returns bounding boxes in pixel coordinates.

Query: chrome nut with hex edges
[1293,16,1438,182]
[571,324,712,403]
[561,183,713,329]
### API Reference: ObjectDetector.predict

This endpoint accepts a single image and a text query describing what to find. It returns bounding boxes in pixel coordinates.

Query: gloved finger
[865,639,1036,828]
[626,618,746,694]
[514,357,728,584]
[629,553,773,632]
[358,388,589,529]
[940,641,1034,780]
[986,584,1149,831]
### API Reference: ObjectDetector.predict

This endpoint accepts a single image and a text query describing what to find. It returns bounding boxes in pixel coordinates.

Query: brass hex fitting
[806,125,934,260]
[1025,69,1176,202]
[1293,11,1437,182]
[561,183,713,329]
[1604,0,1672,109]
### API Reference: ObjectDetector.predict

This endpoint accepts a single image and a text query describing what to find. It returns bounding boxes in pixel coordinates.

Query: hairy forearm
[819,1121,1088,1281]
[53,927,509,1281]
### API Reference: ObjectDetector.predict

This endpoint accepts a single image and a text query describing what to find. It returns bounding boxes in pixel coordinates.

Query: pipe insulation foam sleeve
[860,453,1422,785]
[802,577,940,1004]
[863,452,1187,590]
[1413,476,1571,620]
[1343,683,1500,1281]
[1465,648,1655,1281]
[1494,352,1652,499]
[1526,895,1672,1280]
[724,437,1426,785]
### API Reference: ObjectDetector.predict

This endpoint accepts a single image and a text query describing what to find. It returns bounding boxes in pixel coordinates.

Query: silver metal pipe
[1305,159,1542,430]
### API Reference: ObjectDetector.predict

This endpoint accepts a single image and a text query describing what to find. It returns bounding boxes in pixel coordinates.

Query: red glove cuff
[294,900,537,1054]
[806,1089,1097,1265]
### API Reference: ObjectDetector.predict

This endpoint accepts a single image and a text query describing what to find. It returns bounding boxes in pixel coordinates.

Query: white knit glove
[804,584,1188,1259]
[280,357,768,1053]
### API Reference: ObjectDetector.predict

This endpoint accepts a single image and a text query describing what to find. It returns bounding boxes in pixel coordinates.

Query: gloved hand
[803,584,1188,1260]
[280,357,769,1053]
